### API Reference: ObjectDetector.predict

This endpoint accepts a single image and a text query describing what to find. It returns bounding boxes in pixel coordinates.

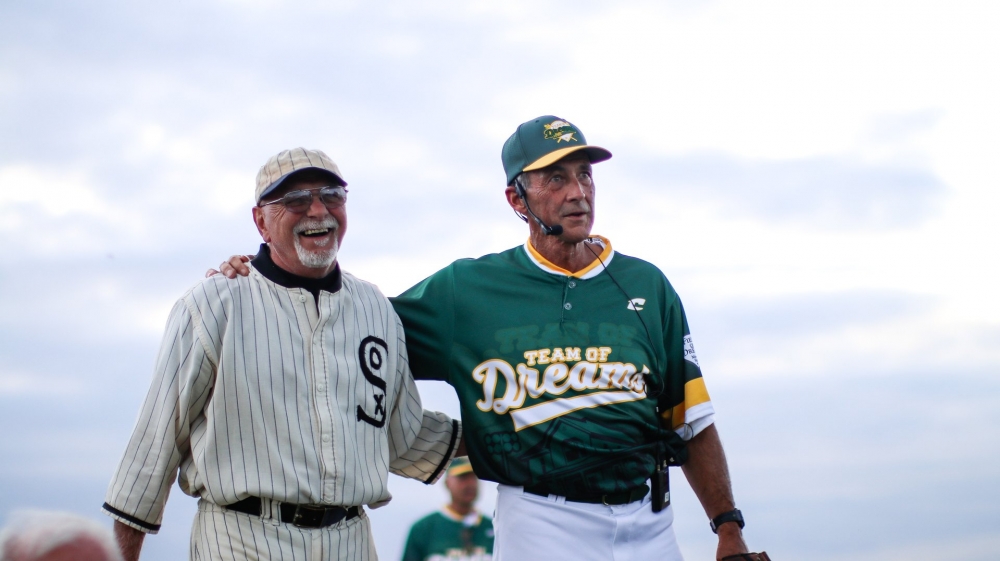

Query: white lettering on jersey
[472,347,648,431]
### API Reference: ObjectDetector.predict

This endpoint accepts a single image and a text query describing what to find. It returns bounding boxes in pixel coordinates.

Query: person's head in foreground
[252,147,349,278]
[0,511,123,561]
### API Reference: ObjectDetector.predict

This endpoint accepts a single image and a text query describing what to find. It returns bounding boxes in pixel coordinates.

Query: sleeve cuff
[102,503,160,534]
[424,419,462,484]
[674,398,716,440]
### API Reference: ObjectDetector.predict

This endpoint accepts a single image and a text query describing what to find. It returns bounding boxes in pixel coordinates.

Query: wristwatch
[710,508,745,534]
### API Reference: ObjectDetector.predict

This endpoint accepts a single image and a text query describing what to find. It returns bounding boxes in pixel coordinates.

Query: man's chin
[559,226,593,244]
[301,255,337,269]
[295,245,338,270]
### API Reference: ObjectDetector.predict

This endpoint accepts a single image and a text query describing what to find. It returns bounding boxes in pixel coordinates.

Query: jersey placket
[560,277,577,322]
[313,289,343,504]
[293,288,341,505]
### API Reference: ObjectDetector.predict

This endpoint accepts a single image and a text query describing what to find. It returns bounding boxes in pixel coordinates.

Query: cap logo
[543,120,577,143]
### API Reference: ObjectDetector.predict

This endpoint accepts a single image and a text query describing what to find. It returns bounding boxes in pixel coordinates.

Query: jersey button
[568,281,576,289]
[563,302,572,310]
[322,434,331,443]
[316,383,325,392]
[299,295,306,302]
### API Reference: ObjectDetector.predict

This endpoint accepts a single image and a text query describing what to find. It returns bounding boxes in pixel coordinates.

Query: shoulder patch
[683,335,699,367]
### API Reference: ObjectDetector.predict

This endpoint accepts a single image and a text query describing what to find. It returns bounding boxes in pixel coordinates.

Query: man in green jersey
[215,117,765,560]
[390,116,759,560]
[402,458,494,561]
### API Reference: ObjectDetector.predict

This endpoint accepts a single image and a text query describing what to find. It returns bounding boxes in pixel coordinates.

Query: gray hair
[0,511,122,561]
[513,173,532,194]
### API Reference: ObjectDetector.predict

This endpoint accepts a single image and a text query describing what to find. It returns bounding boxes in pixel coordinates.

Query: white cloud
[0,371,85,397]
[0,165,106,218]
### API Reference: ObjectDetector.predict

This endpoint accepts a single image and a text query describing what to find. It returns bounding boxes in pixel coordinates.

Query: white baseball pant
[190,500,377,561]
[492,484,684,561]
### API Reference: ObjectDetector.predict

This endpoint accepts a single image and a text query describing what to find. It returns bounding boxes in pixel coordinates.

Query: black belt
[524,484,649,505]
[223,497,362,529]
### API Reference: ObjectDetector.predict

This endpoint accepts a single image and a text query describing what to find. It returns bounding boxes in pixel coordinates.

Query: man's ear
[505,184,526,215]
[252,206,272,242]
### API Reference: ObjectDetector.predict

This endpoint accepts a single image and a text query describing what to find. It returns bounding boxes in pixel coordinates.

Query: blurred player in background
[401,458,493,561]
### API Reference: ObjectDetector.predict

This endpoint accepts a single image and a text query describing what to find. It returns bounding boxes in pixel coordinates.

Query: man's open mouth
[300,228,331,237]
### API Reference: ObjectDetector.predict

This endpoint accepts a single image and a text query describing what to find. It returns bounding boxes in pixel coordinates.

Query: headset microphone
[515,177,564,236]
[529,209,563,236]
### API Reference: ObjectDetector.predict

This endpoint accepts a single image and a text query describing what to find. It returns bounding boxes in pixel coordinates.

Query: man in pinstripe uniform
[102,148,462,561]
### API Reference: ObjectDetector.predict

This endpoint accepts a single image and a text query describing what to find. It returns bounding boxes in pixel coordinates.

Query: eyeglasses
[259,186,348,213]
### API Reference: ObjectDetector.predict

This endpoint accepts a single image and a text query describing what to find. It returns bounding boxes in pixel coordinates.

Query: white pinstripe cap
[255,147,347,202]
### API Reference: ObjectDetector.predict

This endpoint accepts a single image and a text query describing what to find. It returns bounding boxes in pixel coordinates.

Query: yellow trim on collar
[526,236,612,278]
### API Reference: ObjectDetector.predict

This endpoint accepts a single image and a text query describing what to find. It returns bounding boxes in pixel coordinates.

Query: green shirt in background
[401,509,494,561]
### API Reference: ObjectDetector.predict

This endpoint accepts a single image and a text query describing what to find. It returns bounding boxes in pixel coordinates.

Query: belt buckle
[290,505,325,528]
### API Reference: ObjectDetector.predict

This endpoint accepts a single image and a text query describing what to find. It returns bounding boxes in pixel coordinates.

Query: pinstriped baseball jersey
[103,250,459,535]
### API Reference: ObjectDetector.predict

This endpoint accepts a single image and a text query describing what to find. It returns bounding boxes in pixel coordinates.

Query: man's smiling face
[252,170,348,278]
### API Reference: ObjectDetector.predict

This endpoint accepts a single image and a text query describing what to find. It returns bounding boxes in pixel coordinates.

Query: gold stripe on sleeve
[668,377,711,429]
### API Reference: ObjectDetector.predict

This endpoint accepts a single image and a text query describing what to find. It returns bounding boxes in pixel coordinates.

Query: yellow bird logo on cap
[543,120,577,143]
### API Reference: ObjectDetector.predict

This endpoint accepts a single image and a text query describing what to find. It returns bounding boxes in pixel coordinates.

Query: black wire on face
[511,176,529,223]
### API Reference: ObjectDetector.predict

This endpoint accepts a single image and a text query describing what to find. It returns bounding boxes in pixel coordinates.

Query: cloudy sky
[1,1,998,559]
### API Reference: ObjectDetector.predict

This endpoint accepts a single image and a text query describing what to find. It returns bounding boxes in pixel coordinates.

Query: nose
[305,193,332,217]
[566,177,588,201]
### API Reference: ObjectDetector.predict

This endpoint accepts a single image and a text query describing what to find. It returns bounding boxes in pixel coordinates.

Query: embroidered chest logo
[472,346,649,432]
[543,119,578,143]
[627,298,646,311]
[356,335,388,428]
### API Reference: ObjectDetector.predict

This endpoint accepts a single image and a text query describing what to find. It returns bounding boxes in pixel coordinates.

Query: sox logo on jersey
[357,335,389,428]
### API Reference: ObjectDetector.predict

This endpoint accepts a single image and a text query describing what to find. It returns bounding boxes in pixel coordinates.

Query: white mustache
[293,217,339,235]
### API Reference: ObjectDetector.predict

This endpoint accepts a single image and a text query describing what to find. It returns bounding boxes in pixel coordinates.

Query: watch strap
[710,508,745,534]
[721,553,771,561]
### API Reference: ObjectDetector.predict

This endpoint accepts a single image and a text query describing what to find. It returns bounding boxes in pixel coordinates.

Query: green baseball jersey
[391,237,714,498]
[401,509,494,561]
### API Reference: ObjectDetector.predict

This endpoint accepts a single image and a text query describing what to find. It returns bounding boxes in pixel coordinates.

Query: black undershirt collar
[250,243,342,301]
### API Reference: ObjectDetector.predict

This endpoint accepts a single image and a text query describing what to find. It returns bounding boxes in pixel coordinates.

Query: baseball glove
[721,553,771,561]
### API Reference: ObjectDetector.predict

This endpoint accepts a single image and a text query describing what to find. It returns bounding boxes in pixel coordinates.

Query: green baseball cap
[501,115,612,185]
[446,457,475,477]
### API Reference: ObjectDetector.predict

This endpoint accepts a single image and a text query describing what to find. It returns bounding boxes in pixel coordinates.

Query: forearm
[681,423,735,518]
[681,423,748,559]
[114,520,145,561]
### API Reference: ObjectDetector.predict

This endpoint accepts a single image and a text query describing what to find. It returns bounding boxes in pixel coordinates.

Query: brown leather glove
[721,553,772,561]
